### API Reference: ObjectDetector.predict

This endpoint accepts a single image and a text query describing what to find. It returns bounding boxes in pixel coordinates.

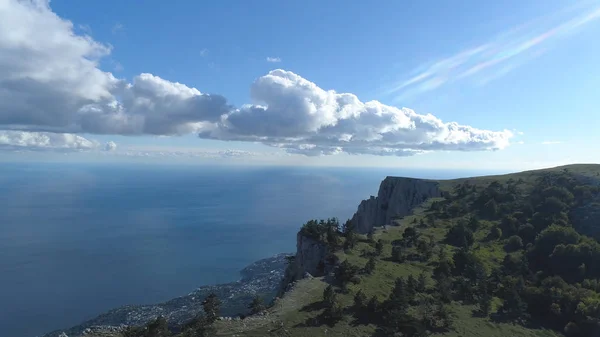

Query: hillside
[59,164,600,337]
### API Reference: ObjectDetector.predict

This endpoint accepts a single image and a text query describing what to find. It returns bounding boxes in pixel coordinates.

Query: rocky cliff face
[351,177,441,233]
[278,232,337,295]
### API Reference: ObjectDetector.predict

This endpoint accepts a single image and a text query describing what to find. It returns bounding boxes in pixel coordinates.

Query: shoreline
[43,253,292,337]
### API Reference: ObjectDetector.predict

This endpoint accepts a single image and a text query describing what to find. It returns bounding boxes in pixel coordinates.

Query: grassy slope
[216,164,600,337]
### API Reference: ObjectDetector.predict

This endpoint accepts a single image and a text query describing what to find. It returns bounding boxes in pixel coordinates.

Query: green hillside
[115,164,600,337]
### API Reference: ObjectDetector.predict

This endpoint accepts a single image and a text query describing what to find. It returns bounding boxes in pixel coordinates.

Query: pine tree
[323,285,336,307]
[248,295,265,314]
[417,272,427,293]
[201,293,221,324]
[365,256,376,275]
[406,274,417,301]
[375,239,384,256]
[353,290,367,310]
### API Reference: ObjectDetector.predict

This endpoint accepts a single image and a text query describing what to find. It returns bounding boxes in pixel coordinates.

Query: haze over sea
[0,163,504,337]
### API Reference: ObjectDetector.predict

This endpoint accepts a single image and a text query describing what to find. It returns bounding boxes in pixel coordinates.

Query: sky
[0,0,599,170]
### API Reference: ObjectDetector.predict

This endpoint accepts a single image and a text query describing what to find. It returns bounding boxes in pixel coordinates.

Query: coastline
[44,253,292,337]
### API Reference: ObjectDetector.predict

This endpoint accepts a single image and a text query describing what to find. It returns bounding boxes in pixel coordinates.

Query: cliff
[351,176,441,233]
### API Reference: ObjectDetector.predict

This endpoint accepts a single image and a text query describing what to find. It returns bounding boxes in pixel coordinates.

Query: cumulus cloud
[266,57,282,63]
[202,70,513,156]
[0,130,98,150]
[104,141,117,151]
[0,0,513,157]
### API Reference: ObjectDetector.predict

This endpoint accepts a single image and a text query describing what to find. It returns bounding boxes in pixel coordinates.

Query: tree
[417,272,428,293]
[335,260,360,289]
[445,223,474,247]
[201,293,221,324]
[490,226,502,240]
[248,295,265,314]
[477,279,492,316]
[501,288,527,319]
[383,278,413,332]
[353,289,367,310]
[375,239,384,256]
[506,235,524,252]
[367,230,374,243]
[391,245,404,262]
[323,285,336,307]
[468,216,480,231]
[434,246,453,280]
[343,220,357,250]
[364,256,376,275]
[406,275,417,301]
[146,316,169,337]
[325,299,344,322]
[387,277,410,313]
[417,238,433,261]
[327,222,340,248]
[403,227,419,247]
[437,275,453,303]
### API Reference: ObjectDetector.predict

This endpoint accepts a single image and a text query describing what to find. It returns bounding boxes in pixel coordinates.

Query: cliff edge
[350,176,441,233]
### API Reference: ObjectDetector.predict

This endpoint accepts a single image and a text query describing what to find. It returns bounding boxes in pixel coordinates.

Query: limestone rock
[351,177,441,233]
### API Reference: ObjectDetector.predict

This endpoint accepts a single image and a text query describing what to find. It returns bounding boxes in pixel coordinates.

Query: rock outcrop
[278,232,338,295]
[351,177,441,233]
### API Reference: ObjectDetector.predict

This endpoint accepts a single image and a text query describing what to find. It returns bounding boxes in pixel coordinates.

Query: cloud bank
[0,0,513,156]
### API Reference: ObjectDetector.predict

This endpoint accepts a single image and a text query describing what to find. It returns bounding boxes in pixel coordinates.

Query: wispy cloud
[541,141,563,145]
[111,23,124,34]
[200,48,208,57]
[385,3,600,101]
[78,24,92,34]
[266,56,282,63]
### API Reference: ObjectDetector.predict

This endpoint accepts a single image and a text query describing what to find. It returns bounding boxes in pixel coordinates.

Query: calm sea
[0,163,501,337]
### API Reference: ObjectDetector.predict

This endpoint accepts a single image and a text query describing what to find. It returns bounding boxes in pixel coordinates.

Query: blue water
[0,163,502,337]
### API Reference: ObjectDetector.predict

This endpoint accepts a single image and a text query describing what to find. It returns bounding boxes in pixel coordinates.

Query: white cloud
[266,57,281,63]
[0,130,98,150]
[202,69,513,156]
[0,0,513,157]
[104,141,117,151]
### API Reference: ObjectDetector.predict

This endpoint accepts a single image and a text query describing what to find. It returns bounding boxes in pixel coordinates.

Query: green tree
[353,289,367,310]
[335,260,360,289]
[343,220,357,250]
[490,226,502,240]
[445,223,474,247]
[391,245,404,262]
[146,316,170,337]
[201,293,221,324]
[323,285,336,307]
[375,239,384,256]
[248,295,265,314]
[417,272,428,293]
[416,238,433,261]
[364,256,376,275]
[506,235,524,252]
[406,274,417,301]
[403,227,419,247]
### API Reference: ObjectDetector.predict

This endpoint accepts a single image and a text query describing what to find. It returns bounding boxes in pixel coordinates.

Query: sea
[0,162,504,337]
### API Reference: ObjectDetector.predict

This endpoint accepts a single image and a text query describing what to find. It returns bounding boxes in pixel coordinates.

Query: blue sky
[1,0,599,170]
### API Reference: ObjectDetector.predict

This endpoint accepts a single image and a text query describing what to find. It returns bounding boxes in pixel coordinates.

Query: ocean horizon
[0,163,507,337]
